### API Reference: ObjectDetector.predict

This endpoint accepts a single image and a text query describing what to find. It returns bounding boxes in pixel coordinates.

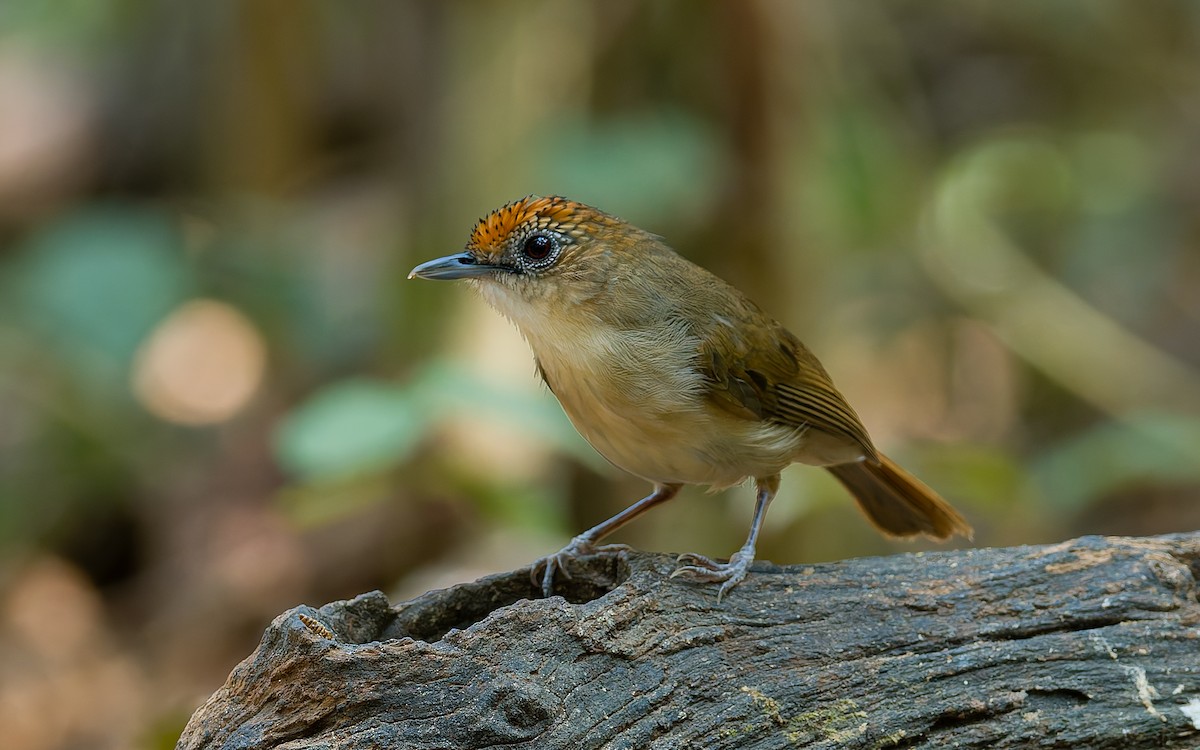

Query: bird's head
[409,195,637,319]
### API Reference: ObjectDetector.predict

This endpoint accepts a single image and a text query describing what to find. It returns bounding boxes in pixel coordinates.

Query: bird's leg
[672,474,780,602]
[534,483,681,597]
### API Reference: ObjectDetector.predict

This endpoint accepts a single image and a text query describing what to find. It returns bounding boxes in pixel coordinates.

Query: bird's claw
[532,551,573,597]
[671,549,754,602]
[531,539,632,597]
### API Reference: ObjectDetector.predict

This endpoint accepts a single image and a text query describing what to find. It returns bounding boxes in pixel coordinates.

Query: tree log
[178,533,1200,749]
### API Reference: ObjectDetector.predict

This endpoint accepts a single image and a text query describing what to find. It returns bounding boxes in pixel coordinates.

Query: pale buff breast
[539,344,801,487]
[486,305,794,485]
[476,279,863,486]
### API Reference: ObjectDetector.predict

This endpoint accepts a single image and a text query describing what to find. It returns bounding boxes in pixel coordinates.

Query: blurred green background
[2,1,1199,747]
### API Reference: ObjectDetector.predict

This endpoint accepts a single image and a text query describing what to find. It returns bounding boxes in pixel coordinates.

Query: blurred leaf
[0,0,130,48]
[407,361,604,471]
[1032,413,1200,511]
[458,476,566,535]
[531,110,725,225]
[273,360,603,502]
[208,197,399,372]
[7,206,191,388]
[276,470,402,527]
[1061,132,1171,329]
[274,379,423,481]
[803,101,922,249]
[140,708,195,750]
[906,443,1028,511]
[1070,132,1154,217]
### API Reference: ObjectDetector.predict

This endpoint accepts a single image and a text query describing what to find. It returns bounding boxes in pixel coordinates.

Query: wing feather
[698,310,876,457]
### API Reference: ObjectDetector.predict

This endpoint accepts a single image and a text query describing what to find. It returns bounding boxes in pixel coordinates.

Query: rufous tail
[826,453,972,541]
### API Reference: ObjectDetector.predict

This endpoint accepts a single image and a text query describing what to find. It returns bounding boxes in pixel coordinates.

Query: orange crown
[467,196,619,259]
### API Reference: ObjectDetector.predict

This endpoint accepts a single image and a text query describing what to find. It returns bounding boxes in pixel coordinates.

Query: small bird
[410,196,971,600]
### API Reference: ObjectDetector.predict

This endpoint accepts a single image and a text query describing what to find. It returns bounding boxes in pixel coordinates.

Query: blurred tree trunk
[179,533,1200,749]
[710,0,781,307]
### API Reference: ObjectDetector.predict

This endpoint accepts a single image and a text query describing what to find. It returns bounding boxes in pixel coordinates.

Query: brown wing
[698,307,876,456]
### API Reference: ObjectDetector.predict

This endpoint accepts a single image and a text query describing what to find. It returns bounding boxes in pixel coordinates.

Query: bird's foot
[532,537,631,598]
[671,547,755,602]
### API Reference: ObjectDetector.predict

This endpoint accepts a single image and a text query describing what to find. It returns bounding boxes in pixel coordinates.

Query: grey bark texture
[178,533,1200,749]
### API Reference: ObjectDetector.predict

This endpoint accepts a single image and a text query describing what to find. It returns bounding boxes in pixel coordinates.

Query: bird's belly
[551,371,803,487]
[523,317,826,486]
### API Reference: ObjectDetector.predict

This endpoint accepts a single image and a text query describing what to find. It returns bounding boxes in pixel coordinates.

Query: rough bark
[178,533,1200,749]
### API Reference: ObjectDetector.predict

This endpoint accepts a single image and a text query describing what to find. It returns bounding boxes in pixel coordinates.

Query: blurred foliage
[8,208,191,383]
[0,2,1198,748]
[276,378,424,482]
[530,110,727,221]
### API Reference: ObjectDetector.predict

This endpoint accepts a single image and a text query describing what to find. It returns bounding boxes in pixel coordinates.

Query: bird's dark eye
[522,233,554,261]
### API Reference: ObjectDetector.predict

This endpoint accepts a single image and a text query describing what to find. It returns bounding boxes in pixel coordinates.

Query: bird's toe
[671,550,754,601]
